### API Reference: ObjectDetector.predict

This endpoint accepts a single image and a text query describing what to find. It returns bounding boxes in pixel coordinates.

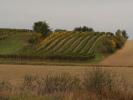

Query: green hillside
[35,31,119,60]
[0,29,40,55]
[0,29,127,61]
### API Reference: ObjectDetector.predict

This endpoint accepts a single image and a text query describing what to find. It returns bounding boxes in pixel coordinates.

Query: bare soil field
[101,40,133,66]
[0,64,132,86]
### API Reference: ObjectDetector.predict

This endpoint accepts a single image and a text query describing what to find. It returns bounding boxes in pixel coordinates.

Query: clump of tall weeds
[83,68,114,94]
[20,73,81,95]
[83,67,132,100]
[0,81,12,92]
[0,67,133,100]
[44,73,81,94]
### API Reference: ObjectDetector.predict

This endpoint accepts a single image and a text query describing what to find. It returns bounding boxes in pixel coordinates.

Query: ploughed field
[101,40,133,66]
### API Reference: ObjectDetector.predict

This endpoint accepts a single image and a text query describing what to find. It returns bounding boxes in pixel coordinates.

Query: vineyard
[0,29,126,61]
[35,31,118,60]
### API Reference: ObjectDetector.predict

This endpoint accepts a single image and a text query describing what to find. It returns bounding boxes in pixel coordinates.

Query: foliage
[83,68,114,94]
[0,28,32,33]
[0,27,128,61]
[115,29,128,49]
[54,29,67,32]
[36,32,103,60]
[73,26,94,32]
[122,30,128,39]
[28,36,38,45]
[33,21,51,36]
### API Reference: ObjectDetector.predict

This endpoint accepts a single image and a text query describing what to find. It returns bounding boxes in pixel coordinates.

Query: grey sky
[0,0,133,38]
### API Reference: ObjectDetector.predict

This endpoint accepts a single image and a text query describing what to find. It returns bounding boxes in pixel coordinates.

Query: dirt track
[101,40,133,66]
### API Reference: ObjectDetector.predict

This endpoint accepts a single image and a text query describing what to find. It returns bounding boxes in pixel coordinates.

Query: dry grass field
[0,41,132,99]
[0,64,132,86]
[101,40,133,66]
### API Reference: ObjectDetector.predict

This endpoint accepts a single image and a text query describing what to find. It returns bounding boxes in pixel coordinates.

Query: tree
[122,30,128,39]
[33,21,51,36]
[115,29,122,37]
[115,29,128,49]
[82,26,94,32]
[54,29,67,32]
[73,26,94,32]
[115,29,129,39]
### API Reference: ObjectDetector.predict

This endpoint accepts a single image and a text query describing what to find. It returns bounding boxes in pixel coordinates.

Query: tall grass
[0,67,132,100]
[83,68,114,94]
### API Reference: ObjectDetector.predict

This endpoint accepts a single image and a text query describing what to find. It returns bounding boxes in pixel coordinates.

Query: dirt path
[101,40,133,66]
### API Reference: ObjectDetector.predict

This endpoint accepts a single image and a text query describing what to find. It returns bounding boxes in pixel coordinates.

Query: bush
[0,81,12,93]
[21,75,38,91]
[44,73,81,93]
[20,73,81,95]
[28,36,38,45]
[83,68,114,94]
[54,29,67,32]
[73,26,94,32]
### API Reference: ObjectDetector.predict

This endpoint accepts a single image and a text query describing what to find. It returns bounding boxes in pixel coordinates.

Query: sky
[0,0,133,38]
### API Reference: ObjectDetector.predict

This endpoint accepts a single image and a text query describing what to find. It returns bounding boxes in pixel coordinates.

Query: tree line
[33,21,128,46]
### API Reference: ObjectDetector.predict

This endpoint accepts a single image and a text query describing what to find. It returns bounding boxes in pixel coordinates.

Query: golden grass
[0,64,132,86]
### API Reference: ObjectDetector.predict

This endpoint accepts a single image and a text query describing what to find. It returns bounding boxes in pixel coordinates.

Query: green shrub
[28,36,38,45]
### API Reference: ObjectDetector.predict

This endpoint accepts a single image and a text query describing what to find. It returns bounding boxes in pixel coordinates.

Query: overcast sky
[0,0,133,38]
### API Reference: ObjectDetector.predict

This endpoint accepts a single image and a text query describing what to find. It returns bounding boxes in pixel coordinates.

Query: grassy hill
[0,29,126,62]
[0,28,41,55]
[35,31,119,60]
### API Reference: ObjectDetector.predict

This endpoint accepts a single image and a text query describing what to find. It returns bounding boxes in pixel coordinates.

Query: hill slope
[36,31,115,60]
[101,40,133,66]
[0,29,126,61]
[0,29,40,55]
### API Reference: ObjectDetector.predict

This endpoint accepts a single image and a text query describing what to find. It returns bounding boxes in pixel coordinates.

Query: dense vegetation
[73,26,94,32]
[35,30,128,60]
[0,22,128,61]
[0,28,40,55]
[33,21,51,36]
[0,68,132,100]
